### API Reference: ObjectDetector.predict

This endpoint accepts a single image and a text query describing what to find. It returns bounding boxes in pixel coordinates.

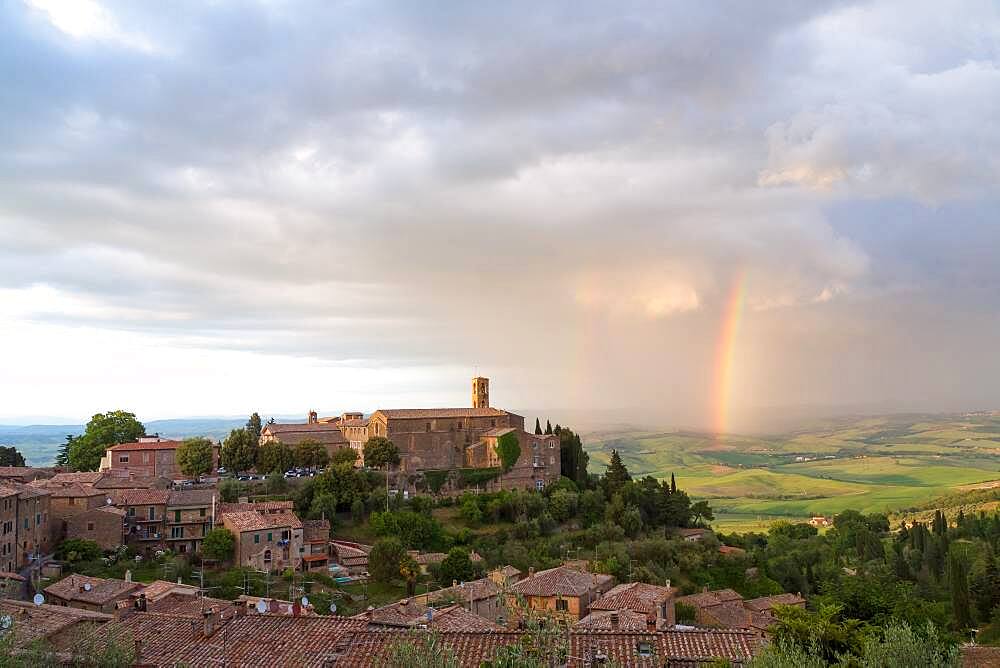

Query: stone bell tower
[472,377,490,408]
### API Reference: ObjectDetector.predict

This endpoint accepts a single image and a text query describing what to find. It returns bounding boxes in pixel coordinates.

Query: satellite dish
[106,498,113,506]
[329,602,337,614]
[0,614,13,632]
[301,596,309,607]
[32,593,44,606]
[255,600,267,614]
[426,609,433,622]
[83,583,93,592]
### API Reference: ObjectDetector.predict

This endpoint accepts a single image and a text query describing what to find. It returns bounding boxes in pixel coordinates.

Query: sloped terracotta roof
[0,598,112,648]
[425,605,503,631]
[675,588,743,610]
[660,628,761,664]
[329,629,523,667]
[743,593,806,612]
[107,440,183,452]
[428,577,499,605]
[93,473,171,489]
[138,580,199,603]
[263,422,348,446]
[147,593,235,618]
[567,628,760,667]
[575,609,649,631]
[353,598,433,627]
[375,408,510,419]
[97,612,229,666]
[115,488,170,506]
[174,615,366,667]
[219,500,294,514]
[511,565,614,598]
[48,472,103,485]
[962,645,1000,668]
[590,582,677,615]
[703,602,752,629]
[167,489,216,506]
[44,574,141,605]
[39,482,104,498]
[222,510,297,533]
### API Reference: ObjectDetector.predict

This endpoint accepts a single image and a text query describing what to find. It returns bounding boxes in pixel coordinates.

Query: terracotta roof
[139,580,199,602]
[6,482,50,499]
[962,645,1000,668]
[511,566,614,598]
[676,528,713,537]
[718,545,747,556]
[590,582,677,615]
[44,574,142,605]
[0,466,49,480]
[338,418,369,427]
[48,472,103,484]
[332,541,372,559]
[375,408,511,419]
[97,612,221,666]
[483,427,516,438]
[0,484,22,498]
[0,571,26,581]
[575,609,650,631]
[95,505,127,517]
[147,593,235,618]
[495,565,522,579]
[330,629,523,667]
[115,488,170,506]
[95,474,171,490]
[353,598,433,627]
[675,589,743,609]
[222,510,300,533]
[703,602,753,629]
[263,422,349,446]
[219,500,294,514]
[107,440,183,452]
[426,605,503,631]
[175,615,366,667]
[660,628,761,664]
[167,489,216,506]
[37,482,104,498]
[428,577,499,605]
[410,551,447,565]
[744,593,806,612]
[567,629,760,667]
[0,598,112,648]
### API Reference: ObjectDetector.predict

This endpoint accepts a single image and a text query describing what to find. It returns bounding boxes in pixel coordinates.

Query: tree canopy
[294,438,329,469]
[364,437,400,469]
[0,446,25,467]
[369,537,407,583]
[258,441,295,474]
[495,432,521,471]
[246,412,263,443]
[176,437,214,478]
[202,528,236,562]
[220,428,257,473]
[67,410,146,471]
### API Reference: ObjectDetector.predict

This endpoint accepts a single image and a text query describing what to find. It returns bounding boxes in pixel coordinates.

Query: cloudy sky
[1,0,998,430]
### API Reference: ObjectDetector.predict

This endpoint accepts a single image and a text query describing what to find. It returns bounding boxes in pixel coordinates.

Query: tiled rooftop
[590,582,677,615]
[107,440,183,452]
[575,609,650,631]
[115,488,171,506]
[44,574,141,605]
[675,588,743,609]
[375,408,510,419]
[0,598,111,648]
[511,565,614,598]
[744,593,806,612]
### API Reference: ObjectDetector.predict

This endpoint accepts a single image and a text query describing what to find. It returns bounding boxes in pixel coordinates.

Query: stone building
[165,489,216,556]
[259,416,351,462]
[65,506,126,551]
[100,436,219,479]
[117,488,170,554]
[0,485,18,573]
[465,428,561,492]
[12,483,51,569]
[43,574,141,613]
[221,510,303,572]
[509,565,616,623]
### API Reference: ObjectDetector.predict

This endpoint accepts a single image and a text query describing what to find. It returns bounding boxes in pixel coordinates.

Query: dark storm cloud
[2,0,999,425]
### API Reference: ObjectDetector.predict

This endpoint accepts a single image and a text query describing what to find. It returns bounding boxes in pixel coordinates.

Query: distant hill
[0,418,248,467]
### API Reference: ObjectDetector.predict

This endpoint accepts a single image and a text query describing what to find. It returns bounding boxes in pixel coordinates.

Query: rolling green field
[582,412,1000,532]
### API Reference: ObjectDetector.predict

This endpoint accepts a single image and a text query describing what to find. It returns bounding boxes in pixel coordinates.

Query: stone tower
[472,377,490,408]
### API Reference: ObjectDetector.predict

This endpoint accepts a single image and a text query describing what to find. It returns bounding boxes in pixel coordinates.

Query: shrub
[370,537,406,583]
[56,539,102,563]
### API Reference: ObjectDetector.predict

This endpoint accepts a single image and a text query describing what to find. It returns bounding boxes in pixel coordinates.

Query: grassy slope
[582,413,1000,530]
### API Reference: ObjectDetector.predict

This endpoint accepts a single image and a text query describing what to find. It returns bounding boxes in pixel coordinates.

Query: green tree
[548,489,579,522]
[0,446,25,467]
[332,447,359,466]
[67,410,146,471]
[459,495,483,525]
[621,504,643,538]
[534,418,542,435]
[691,500,715,526]
[258,441,295,474]
[309,493,338,521]
[221,428,257,474]
[218,478,240,503]
[949,549,973,629]
[603,449,631,499]
[370,537,406,582]
[202,528,236,562]
[55,538,102,563]
[364,437,400,469]
[544,420,553,435]
[438,547,482,586]
[557,427,590,489]
[384,632,459,668]
[495,432,521,471]
[294,438,329,469]
[56,434,74,468]
[176,437,214,478]
[246,412,263,443]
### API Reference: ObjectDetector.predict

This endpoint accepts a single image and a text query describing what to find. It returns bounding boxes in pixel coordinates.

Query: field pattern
[582,413,1000,531]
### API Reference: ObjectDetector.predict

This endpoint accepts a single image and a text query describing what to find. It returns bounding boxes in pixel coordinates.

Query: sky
[1,0,999,431]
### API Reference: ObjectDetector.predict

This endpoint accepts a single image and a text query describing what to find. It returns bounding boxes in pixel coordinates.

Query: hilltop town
[0,379,993,666]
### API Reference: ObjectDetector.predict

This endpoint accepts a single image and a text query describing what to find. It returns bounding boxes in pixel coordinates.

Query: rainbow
[713,273,746,436]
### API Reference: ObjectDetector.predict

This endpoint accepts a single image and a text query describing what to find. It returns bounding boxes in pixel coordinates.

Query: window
[263,549,272,563]
[171,527,184,539]
[199,508,206,517]
[68,498,76,506]
[281,530,290,540]
[148,507,155,520]
[175,510,181,522]
[128,507,136,517]
[254,534,260,544]
[267,532,273,542]
[636,642,653,658]
[87,522,95,531]
[535,480,544,491]
[426,422,431,432]
[119,455,129,463]
[556,598,568,611]
[299,546,304,553]
[22,519,27,530]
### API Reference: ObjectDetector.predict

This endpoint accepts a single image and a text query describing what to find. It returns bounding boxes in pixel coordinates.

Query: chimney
[292,601,301,617]
[365,606,374,620]
[134,638,142,663]
[202,610,215,638]
[702,586,708,593]
[610,611,619,630]
[308,411,318,424]
[453,580,458,588]
[139,593,147,612]
[528,567,535,578]
[234,601,246,618]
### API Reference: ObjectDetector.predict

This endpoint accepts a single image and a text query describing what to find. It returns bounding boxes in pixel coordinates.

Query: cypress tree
[604,449,631,499]
[950,551,973,629]
[534,418,542,435]
[545,420,553,435]
[670,473,677,493]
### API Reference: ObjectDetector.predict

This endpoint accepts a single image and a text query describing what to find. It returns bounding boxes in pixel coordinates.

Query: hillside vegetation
[583,412,1000,531]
